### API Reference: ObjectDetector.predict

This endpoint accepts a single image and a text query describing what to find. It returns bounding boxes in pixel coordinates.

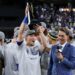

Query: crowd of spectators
[33,3,75,33]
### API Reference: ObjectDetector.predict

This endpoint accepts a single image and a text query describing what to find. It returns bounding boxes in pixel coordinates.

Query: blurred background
[0,0,75,39]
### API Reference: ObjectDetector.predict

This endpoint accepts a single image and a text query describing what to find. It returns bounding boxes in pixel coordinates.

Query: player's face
[26,34,36,45]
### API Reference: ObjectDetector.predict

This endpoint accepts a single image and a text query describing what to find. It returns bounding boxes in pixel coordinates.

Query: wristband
[22,16,28,24]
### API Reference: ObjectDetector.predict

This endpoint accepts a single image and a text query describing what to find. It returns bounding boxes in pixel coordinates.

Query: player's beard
[27,41,35,46]
[30,41,35,46]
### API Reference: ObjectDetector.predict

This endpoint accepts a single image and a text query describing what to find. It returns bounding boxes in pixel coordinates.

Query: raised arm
[37,26,50,51]
[17,3,29,42]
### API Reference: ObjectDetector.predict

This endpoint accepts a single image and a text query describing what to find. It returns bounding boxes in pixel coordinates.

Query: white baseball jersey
[19,41,41,75]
